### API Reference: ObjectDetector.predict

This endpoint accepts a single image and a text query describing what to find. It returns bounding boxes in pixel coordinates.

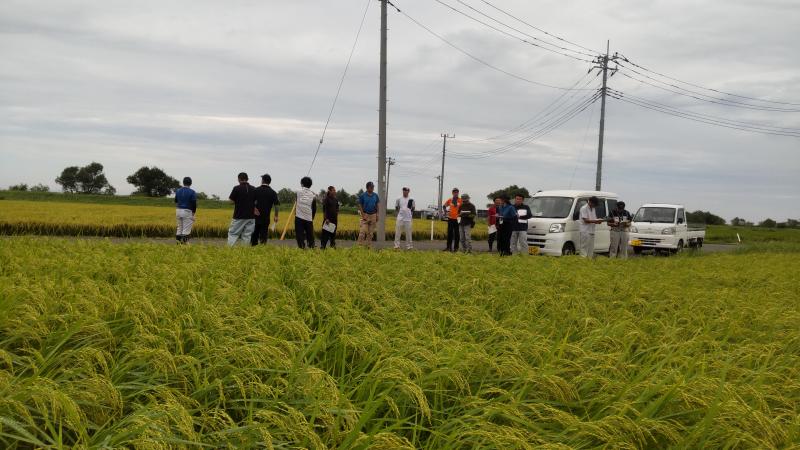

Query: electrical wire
[306,0,371,175]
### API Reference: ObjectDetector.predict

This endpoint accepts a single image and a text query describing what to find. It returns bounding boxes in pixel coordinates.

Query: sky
[1,0,798,222]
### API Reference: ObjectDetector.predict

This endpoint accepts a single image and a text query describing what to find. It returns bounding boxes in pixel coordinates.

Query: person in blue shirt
[495,194,518,256]
[357,181,380,248]
[174,177,197,244]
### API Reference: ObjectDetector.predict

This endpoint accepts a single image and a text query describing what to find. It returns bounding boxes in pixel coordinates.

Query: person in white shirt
[579,196,604,259]
[394,187,415,250]
[295,176,317,249]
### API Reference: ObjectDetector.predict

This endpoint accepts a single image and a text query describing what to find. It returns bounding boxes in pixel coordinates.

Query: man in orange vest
[443,188,463,252]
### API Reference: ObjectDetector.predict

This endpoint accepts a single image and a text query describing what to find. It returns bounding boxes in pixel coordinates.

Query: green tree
[196,192,209,200]
[277,188,295,205]
[30,183,50,192]
[686,210,726,225]
[56,163,113,194]
[487,185,530,200]
[55,166,80,193]
[759,218,777,228]
[126,166,180,197]
[8,183,28,191]
[730,217,748,227]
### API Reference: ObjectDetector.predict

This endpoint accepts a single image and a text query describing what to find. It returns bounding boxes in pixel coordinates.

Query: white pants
[394,220,413,249]
[511,230,528,255]
[610,231,629,259]
[176,209,194,237]
[459,224,472,252]
[580,232,595,259]
[227,219,255,247]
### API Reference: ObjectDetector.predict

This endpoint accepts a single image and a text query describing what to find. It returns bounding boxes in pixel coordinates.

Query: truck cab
[525,190,618,256]
[629,203,705,254]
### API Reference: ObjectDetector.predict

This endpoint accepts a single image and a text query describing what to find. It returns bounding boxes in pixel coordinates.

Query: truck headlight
[549,223,565,233]
[661,227,676,235]
[630,226,638,233]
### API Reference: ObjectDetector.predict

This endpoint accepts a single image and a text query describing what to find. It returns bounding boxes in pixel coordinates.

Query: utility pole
[434,175,442,217]
[594,40,617,192]
[385,157,396,211]
[376,0,388,241]
[438,133,454,217]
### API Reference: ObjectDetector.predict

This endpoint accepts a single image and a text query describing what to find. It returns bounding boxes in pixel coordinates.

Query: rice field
[1,237,798,448]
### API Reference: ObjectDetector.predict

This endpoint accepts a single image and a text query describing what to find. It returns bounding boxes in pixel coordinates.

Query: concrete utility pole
[376,0,388,241]
[385,157,396,211]
[438,133,454,217]
[594,40,617,192]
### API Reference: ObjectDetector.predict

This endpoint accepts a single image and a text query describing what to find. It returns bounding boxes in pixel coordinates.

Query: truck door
[677,208,688,243]
[593,199,610,252]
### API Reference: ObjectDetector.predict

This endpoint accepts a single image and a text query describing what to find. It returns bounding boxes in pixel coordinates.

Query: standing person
[579,196,604,259]
[295,176,317,249]
[251,173,279,246]
[357,181,380,248]
[394,187,415,250]
[458,193,477,253]
[227,172,257,247]
[443,188,463,252]
[608,200,633,259]
[496,195,517,256]
[486,203,497,252]
[511,194,532,255]
[321,186,339,249]
[174,177,197,245]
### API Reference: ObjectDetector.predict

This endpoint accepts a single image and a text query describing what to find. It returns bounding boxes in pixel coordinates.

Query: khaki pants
[610,230,629,259]
[176,209,194,237]
[358,213,378,248]
[580,232,595,259]
[459,224,472,252]
[511,230,528,255]
[228,219,255,247]
[394,220,413,249]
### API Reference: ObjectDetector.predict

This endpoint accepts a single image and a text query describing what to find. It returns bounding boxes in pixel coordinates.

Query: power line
[307,0,371,175]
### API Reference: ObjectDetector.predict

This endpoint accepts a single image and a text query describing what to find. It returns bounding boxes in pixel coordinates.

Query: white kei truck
[524,190,619,256]
[629,203,706,254]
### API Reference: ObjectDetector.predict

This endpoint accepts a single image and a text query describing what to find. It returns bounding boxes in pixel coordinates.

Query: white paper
[517,210,528,217]
[488,224,497,234]
[270,222,277,232]
[322,222,337,233]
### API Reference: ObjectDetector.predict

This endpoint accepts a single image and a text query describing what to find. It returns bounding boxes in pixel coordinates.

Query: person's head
[182,177,192,187]
[616,200,625,210]
[452,188,459,199]
[461,193,471,203]
[402,187,410,196]
[366,181,374,193]
[514,193,524,205]
[327,185,336,196]
[237,172,248,183]
[300,176,312,188]
[493,197,503,207]
[261,173,271,185]
[588,196,599,207]
[501,194,511,205]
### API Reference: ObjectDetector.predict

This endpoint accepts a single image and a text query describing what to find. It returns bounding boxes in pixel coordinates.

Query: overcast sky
[1,0,798,221]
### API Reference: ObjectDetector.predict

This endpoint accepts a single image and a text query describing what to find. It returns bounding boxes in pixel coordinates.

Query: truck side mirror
[678,217,684,224]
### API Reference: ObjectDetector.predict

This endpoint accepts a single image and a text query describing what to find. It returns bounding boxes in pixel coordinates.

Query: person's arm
[312,198,317,219]
[228,188,236,203]
[357,195,365,217]
[410,199,415,212]
[190,191,197,214]
[395,198,400,213]
[272,192,279,221]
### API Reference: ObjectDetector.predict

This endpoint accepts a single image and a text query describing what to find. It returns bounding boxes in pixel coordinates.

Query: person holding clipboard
[608,200,632,258]
[321,186,339,249]
[511,193,533,255]
[394,187,415,250]
[495,195,517,256]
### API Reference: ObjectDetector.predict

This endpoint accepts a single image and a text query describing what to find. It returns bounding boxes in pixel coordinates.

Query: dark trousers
[498,222,513,256]
[321,229,336,249]
[488,231,496,251]
[446,219,460,251]
[250,219,271,246]
[295,217,315,249]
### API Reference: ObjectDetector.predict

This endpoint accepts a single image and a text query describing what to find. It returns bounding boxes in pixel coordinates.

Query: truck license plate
[630,239,641,246]
[528,247,539,255]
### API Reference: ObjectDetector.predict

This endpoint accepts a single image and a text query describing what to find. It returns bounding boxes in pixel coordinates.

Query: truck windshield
[526,197,574,219]
[634,207,676,223]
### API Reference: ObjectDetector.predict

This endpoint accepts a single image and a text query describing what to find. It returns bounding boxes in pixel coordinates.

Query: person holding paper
[357,181,380,248]
[486,203,498,252]
[608,200,632,259]
[442,188,463,252]
[511,194,532,255]
[496,195,517,256]
[321,186,339,249]
[295,176,317,249]
[251,173,279,246]
[458,193,477,253]
[579,196,604,259]
[394,187,415,250]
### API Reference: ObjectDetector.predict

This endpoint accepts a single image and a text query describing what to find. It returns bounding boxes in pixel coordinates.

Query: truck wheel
[633,247,643,255]
[562,242,576,256]
[698,238,703,248]
[671,240,684,255]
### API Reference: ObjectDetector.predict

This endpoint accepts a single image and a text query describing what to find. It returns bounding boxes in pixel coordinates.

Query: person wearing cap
[227,172,257,246]
[295,176,317,249]
[579,196,604,259]
[251,173,280,246]
[608,200,633,259]
[486,202,498,252]
[321,186,339,249]
[511,193,532,255]
[174,176,196,244]
[442,188,463,252]
[394,187,415,250]
[357,181,380,248]
[458,193,477,253]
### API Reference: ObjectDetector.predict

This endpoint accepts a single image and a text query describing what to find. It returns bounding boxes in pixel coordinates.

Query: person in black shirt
[321,186,339,249]
[250,173,280,246]
[227,172,257,247]
[608,200,633,258]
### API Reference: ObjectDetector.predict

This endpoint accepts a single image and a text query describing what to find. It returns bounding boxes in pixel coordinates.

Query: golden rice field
[0,200,481,240]
[0,237,798,448]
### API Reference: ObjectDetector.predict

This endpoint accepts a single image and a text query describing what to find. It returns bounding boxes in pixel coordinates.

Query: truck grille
[527,237,546,248]
[638,238,662,246]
